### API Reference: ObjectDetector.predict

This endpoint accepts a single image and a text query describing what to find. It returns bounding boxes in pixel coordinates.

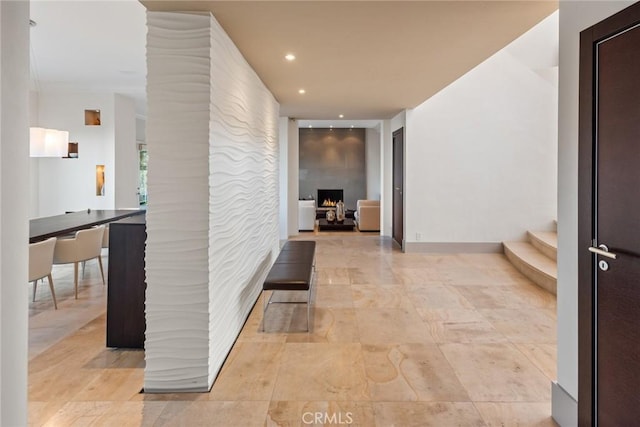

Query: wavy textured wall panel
[145,12,212,392]
[207,14,279,385]
[145,11,279,392]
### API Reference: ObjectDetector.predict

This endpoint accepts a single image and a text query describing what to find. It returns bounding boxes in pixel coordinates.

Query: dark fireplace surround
[318,189,343,207]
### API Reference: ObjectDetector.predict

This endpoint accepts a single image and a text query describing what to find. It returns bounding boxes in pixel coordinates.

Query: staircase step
[503,241,557,295]
[528,231,557,261]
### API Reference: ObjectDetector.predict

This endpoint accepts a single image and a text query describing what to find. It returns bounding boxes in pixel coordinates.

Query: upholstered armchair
[102,224,109,249]
[29,237,58,309]
[298,200,316,231]
[355,200,380,231]
[53,225,105,299]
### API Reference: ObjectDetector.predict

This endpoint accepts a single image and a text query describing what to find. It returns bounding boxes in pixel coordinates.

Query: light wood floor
[28,235,559,426]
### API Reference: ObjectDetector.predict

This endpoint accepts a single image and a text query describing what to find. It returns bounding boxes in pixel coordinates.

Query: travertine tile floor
[28,235,558,426]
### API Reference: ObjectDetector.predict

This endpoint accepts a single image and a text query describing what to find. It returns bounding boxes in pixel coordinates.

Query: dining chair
[102,224,109,249]
[53,225,105,299]
[29,237,58,309]
[80,223,108,278]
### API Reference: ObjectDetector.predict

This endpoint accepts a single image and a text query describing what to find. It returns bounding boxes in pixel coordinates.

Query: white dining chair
[81,224,108,277]
[29,237,58,309]
[53,225,105,299]
[101,224,109,249]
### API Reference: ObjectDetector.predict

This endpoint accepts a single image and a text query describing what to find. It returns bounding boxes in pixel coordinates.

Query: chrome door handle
[588,244,618,260]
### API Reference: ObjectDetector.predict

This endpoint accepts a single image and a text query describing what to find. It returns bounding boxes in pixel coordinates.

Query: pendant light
[28,20,69,158]
[29,127,69,157]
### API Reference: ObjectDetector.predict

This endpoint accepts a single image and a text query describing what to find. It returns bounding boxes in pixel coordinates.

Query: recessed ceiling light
[339,114,344,118]
[298,89,306,94]
[308,125,312,128]
[285,53,296,61]
[350,125,354,128]
[330,125,333,129]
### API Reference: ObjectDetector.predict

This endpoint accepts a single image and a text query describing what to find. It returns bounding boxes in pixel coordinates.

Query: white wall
[114,94,139,208]
[29,91,40,218]
[208,10,280,387]
[287,119,299,237]
[555,1,634,422]
[0,1,29,424]
[405,12,558,250]
[145,11,211,390]
[34,92,116,216]
[30,92,139,217]
[278,117,288,240]
[136,117,146,142]
[277,117,301,239]
[365,126,381,200]
[145,11,279,392]
[381,112,406,238]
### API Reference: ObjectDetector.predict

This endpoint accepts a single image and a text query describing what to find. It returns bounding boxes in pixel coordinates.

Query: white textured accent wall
[145,11,279,392]
[207,12,279,386]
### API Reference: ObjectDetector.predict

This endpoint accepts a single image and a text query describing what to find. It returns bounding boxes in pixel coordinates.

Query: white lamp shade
[29,127,46,156]
[30,127,68,157]
[49,130,69,156]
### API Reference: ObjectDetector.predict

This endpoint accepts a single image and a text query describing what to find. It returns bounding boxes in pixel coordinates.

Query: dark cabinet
[106,213,146,348]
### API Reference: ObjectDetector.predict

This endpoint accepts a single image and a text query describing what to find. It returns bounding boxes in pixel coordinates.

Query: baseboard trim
[403,242,503,253]
[552,381,577,427]
[143,385,211,393]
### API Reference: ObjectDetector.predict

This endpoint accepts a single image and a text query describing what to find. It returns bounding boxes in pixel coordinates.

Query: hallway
[28,235,558,426]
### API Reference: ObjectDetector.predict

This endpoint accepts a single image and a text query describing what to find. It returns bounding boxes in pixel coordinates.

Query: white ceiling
[30,0,147,116]
[298,119,381,130]
[30,1,557,121]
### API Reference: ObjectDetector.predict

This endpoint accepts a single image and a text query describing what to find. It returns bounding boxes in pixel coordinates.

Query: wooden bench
[262,240,316,331]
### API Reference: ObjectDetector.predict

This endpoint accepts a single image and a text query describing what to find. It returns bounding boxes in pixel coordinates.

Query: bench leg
[262,291,267,332]
[262,290,275,332]
[263,289,313,333]
[306,288,311,332]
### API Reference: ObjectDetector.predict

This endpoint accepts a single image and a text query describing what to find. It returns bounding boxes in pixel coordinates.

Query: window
[138,144,148,205]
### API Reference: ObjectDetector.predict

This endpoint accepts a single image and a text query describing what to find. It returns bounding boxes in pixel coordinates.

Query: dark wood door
[579,4,640,425]
[392,128,404,248]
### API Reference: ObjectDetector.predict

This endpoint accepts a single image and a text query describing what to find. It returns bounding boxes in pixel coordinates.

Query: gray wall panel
[299,128,366,209]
